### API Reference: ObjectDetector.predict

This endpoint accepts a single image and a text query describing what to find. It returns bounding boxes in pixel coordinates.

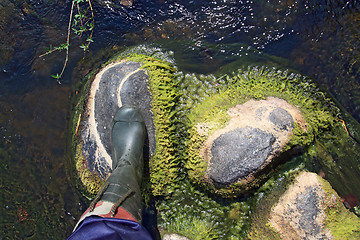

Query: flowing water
[1,0,360,239]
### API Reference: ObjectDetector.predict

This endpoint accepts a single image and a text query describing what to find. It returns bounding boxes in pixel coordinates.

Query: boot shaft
[111,106,146,172]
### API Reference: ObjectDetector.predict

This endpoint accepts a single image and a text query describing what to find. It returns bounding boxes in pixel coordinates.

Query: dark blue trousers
[67,216,153,240]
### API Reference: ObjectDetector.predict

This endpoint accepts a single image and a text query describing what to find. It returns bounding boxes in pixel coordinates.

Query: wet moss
[74,143,104,197]
[68,61,101,199]
[305,123,360,199]
[247,169,360,240]
[156,180,251,240]
[123,54,180,196]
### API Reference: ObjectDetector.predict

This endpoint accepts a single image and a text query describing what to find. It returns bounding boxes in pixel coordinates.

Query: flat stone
[208,127,275,185]
[80,61,156,178]
[268,107,294,131]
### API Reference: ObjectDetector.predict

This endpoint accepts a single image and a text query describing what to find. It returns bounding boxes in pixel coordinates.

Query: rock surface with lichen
[71,52,179,196]
[204,97,306,186]
[79,60,155,179]
[269,172,334,240]
[247,171,360,240]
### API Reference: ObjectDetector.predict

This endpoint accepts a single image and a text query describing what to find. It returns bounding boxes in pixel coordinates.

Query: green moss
[74,143,105,197]
[305,122,360,198]
[164,215,218,240]
[247,169,360,240]
[156,180,251,240]
[319,176,360,239]
[184,67,340,197]
[124,54,180,196]
[68,61,101,199]
[247,162,304,240]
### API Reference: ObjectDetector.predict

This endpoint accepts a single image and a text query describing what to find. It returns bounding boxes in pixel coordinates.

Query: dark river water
[1,0,360,239]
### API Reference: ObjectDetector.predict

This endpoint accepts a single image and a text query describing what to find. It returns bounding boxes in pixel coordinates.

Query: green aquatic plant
[169,216,217,240]
[156,180,251,239]
[68,63,101,199]
[39,0,94,83]
[184,67,340,197]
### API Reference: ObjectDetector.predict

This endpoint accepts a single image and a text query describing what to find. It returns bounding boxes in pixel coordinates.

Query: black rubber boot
[73,106,146,230]
[83,106,146,221]
[100,105,146,222]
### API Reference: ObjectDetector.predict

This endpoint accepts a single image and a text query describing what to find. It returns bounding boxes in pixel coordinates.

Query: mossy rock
[248,171,360,240]
[184,67,342,197]
[70,52,180,197]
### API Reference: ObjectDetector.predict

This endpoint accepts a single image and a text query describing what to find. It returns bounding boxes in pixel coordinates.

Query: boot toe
[114,106,144,122]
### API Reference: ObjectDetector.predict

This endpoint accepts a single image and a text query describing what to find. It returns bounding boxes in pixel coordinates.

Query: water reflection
[1,0,360,238]
[289,1,360,121]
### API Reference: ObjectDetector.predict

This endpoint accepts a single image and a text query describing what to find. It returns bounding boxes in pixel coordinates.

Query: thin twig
[39,48,57,58]
[89,182,110,212]
[87,0,94,19]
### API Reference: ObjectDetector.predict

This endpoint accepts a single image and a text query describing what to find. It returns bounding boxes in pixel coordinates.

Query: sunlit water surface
[1,0,360,238]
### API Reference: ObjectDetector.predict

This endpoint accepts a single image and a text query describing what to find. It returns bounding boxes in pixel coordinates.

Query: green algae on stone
[156,180,251,240]
[70,50,181,197]
[184,67,340,197]
[305,124,360,203]
[122,54,180,196]
[74,143,105,197]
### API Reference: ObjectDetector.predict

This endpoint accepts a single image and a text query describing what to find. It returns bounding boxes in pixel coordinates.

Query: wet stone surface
[208,127,275,185]
[80,61,156,178]
[268,107,294,131]
[200,98,305,188]
[296,186,325,239]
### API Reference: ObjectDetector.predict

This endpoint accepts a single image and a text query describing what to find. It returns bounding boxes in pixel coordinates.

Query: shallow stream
[1,0,360,238]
